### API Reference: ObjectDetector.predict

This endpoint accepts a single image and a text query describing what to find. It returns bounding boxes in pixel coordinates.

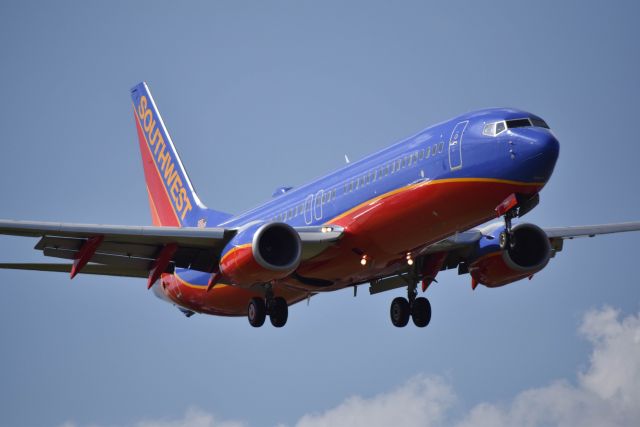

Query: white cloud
[59,306,640,427]
[295,375,455,427]
[293,306,640,427]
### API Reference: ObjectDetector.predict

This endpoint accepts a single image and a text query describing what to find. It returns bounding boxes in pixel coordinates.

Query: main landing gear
[499,209,517,250]
[247,288,288,328]
[390,281,431,328]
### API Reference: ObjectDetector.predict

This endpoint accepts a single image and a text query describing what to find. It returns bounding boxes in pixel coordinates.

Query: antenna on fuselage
[344,154,350,164]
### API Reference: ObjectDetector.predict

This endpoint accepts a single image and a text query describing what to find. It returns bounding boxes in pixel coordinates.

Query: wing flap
[0,263,148,278]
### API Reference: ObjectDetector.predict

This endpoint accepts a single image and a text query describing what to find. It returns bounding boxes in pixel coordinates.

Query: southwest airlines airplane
[1,82,639,328]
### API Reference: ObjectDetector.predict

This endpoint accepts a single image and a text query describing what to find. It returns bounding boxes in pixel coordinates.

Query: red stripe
[134,111,180,227]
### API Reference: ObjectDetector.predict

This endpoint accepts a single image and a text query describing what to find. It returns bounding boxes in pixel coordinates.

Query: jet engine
[469,223,551,287]
[220,222,302,286]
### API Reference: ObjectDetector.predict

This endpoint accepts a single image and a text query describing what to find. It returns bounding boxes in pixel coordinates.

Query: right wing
[0,219,344,281]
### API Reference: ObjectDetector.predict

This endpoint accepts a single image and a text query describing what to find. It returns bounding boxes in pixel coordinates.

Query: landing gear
[247,290,289,328]
[389,281,432,328]
[411,297,431,327]
[390,297,410,327]
[248,297,266,327]
[499,210,517,250]
[269,297,288,328]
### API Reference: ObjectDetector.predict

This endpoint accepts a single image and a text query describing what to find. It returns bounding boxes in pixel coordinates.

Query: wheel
[390,297,410,327]
[269,297,288,328]
[499,231,508,249]
[411,297,432,327]
[248,297,266,327]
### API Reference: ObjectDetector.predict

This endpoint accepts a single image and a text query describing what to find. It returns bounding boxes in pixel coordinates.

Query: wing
[543,221,640,239]
[368,220,640,294]
[0,219,344,282]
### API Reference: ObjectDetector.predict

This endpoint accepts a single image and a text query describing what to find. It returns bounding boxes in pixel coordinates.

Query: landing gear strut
[247,286,289,328]
[389,280,431,328]
[499,210,517,250]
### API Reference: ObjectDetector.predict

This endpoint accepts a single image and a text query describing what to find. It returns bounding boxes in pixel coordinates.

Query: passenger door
[449,120,468,171]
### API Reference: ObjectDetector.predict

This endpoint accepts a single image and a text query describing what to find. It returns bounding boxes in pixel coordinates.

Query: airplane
[1,82,639,328]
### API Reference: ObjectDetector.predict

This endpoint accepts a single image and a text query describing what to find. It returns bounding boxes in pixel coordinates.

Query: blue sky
[0,1,639,426]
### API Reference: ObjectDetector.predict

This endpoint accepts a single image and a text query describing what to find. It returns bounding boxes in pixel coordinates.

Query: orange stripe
[326,177,543,224]
[146,186,163,226]
[219,243,252,265]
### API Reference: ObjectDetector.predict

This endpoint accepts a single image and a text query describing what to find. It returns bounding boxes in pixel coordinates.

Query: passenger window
[438,142,444,152]
[332,189,336,199]
[419,150,424,160]
[425,146,430,158]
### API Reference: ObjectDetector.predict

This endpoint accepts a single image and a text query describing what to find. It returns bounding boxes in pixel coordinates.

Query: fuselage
[158,108,560,316]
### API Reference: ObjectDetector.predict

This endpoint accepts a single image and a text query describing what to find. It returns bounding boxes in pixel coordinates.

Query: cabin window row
[271,188,337,222]
[343,142,444,194]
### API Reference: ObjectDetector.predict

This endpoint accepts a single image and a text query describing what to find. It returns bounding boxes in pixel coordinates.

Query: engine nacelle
[220,222,302,286]
[469,223,551,288]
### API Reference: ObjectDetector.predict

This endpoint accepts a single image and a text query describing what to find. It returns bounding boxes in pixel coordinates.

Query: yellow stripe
[133,103,182,225]
[219,243,252,265]
[327,177,544,224]
[173,271,230,290]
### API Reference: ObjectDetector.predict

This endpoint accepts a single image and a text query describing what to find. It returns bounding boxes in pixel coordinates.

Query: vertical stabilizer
[130,82,231,227]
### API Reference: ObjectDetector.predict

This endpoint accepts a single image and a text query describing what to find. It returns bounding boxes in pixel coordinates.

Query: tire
[499,231,508,250]
[269,297,289,328]
[390,297,410,327]
[248,297,266,327]
[411,297,432,328]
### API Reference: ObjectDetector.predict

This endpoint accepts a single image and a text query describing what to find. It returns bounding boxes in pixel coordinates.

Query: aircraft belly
[158,272,308,316]
[295,179,542,286]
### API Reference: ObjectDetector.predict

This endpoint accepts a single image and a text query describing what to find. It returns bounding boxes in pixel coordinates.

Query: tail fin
[130,82,232,227]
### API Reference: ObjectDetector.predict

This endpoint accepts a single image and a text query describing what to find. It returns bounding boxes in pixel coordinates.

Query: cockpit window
[506,118,532,128]
[530,117,550,128]
[484,116,551,137]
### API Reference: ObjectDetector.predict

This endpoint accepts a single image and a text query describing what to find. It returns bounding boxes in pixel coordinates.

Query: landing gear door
[449,120,468,171]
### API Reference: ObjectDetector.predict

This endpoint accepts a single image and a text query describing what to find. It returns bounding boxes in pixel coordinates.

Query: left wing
[369,220,640,294]
[0,219,344,282]
[543,222,640,239]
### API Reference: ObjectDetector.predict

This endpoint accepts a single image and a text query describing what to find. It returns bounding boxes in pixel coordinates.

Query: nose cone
[510,128,559,183]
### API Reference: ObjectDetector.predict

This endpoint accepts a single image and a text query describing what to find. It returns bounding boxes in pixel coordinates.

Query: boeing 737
[1,82,639,328]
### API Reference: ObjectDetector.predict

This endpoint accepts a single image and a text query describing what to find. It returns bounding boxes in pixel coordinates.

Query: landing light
[321,226,334,233]
[360,255,368,266]
[406,253,414,266]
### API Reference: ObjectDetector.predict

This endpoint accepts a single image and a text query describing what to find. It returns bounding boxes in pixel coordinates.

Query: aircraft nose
[510,129,560,183]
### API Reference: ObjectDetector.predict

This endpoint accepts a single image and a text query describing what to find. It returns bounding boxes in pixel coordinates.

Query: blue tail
[131,82,232,227]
